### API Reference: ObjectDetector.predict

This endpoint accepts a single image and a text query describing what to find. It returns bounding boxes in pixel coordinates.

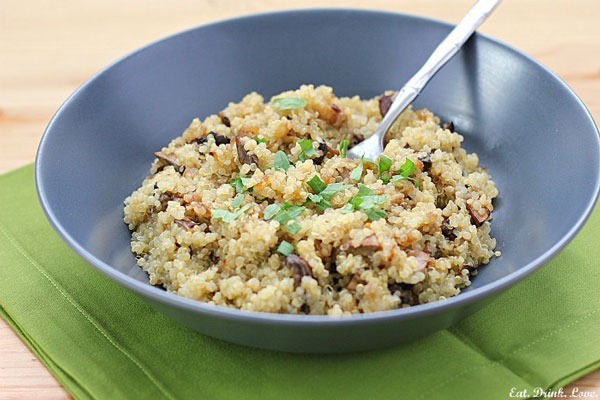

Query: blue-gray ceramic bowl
[35,9,600,353]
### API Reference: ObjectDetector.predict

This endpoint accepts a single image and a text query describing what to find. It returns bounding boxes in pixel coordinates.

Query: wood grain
[1,1,598,398]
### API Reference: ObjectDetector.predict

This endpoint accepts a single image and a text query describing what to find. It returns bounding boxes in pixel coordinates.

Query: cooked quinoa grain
[123,85,499,315]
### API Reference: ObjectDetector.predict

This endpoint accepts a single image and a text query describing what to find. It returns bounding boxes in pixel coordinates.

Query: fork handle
[378,0,502,140]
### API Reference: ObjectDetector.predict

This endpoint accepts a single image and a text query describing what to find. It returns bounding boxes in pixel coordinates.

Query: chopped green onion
[306,181,351,211]
[348,195,363,209]
[378,155,392,183]
[298,139,318,162]
[356,195,386,210]
[271,97,307,111]
[356,184,375,197]
[274,151,290,172]
[277,240,295,256]
[315,198,332,211]
[378,155,392,174]
[338,140,350,157]
[274,212,292,225]
[263,203,281,220]
[211,203,251,223]
[364,208,386,221]
[396,158,415,177]
[320,183,352,200]
[282,203,305,219]
[230,176,252,193]
[350,156,365,181]
[255,138,267,145]
[273,204,305,225]
[391,158,418,187]
[307,193,322,203]
[285,221,302,235]
[307,175,327,194]
[231,194,244,208]
[340,203,354,214]
[343,184,386,220]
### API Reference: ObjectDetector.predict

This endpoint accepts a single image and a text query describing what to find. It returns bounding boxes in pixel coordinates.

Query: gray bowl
[35,9,600,353]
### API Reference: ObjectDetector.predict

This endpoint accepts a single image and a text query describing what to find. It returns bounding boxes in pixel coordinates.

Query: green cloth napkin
[1,164,598,400]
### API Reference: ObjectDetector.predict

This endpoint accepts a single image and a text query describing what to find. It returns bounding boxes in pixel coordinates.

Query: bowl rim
[35,8,600,325]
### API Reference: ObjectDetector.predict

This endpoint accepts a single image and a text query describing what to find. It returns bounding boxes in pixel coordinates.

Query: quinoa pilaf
[123,85,500,315]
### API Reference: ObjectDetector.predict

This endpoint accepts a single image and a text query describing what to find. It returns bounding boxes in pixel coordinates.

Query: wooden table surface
[1,0,599,398]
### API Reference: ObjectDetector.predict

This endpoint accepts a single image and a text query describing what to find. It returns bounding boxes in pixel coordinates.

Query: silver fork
[347,0,501,160]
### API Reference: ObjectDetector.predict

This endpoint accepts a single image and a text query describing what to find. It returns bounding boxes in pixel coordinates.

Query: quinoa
[123,84,500,316]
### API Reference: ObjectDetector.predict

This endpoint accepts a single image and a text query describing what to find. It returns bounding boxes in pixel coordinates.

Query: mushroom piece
[466,204,490,227]
[191,136,207,145]
[419,154,432,172]
[329,104,346,128]
[218,112,231,127]
[191,131,230,146]
[346,274,366,291]
[209,131,230,146]
[407,250,430,271]
[313,141,329,165]
[235,137,259,166]
[388,282,419,306]
[154,151,181,172]
[352,133,365,146]
[286,254,312,288]
[340,234,381,255]
[441,219,456,241]
[174,218,202,231]
[462,264,477,275]
[441,121,455,132]
[378,93,395,117]
[158,192,176,210]
[299,303,310,315]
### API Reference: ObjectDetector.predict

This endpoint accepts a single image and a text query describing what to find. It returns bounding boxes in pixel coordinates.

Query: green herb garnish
[356,194,386,210]
[277,240,295,256]
[274,151,290,172]
[285,221,302,235]
[356,184,375,197]
[378,155,392,183]
[307,193,322,203]
[307,175,327,194]
[320,182,352,199]
[298,139,318,162]
[306,178,351,211]
[283,203,306,218]
[340,203,354,214]
[342,184,386,221]
[338,140,350,157]
[397,158,415,177]
[231,194,244,209]
[272,203,306,225]
[263,203,281,220]
[391,158,418,187]
[255,138,267,145]
[211,203,251,223]
[313,198,331,212]
[273,211,301,225]
[272,97,307,111]
[230,176,253,193]
[264,202,305,233]
[350,156,365,181]
[364,208,386,221]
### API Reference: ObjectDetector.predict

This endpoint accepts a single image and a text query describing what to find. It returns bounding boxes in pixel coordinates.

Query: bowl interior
[37,10,600,300]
